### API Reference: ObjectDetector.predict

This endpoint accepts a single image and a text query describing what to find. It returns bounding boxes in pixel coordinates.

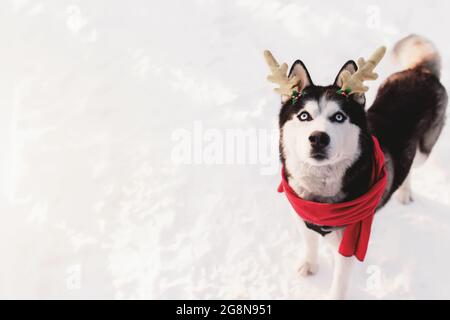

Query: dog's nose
[309,131,330,148]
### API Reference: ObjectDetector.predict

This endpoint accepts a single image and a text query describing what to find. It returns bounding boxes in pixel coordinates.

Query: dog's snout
[309,131,330,148]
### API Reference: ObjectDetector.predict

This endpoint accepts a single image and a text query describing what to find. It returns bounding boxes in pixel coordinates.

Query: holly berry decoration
[291,90,302,105]
[336,88,352,97]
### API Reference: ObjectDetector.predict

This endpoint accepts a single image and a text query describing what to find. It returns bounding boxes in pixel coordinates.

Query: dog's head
[279,61,368,167]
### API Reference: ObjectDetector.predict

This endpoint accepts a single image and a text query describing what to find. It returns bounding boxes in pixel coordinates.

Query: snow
[1,0,450,299]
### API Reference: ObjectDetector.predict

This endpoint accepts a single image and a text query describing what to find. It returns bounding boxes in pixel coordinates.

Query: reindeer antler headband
[263,50,302,102]
[264,46,386,101]
[338,46,386,96]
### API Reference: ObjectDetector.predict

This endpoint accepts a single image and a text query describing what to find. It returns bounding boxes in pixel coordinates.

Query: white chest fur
[285,157,354,203]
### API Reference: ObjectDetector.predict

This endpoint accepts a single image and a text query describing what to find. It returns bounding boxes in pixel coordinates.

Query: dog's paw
[298,261,318,277]
[395,188,413,205]
[325,290,347,300]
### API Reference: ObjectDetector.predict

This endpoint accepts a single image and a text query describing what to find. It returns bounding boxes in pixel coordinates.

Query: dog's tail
[393,34,441,78]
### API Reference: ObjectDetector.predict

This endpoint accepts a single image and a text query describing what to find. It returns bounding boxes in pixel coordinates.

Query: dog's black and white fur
[277,35,447,299]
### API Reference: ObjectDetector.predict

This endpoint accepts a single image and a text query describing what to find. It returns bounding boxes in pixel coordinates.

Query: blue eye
[298,111,312,121]
[331,112,346,123]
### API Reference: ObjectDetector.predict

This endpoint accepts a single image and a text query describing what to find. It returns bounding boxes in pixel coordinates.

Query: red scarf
[278,136,387,261]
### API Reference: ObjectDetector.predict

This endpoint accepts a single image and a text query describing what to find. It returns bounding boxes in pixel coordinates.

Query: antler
[264,50,301,99]
[340,46,386,94]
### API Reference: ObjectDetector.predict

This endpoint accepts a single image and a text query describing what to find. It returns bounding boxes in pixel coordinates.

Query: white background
[1,0,450,299]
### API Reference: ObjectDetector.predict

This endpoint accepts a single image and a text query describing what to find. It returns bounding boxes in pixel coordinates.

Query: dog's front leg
[324,230,354,299]
[297,220,319,276]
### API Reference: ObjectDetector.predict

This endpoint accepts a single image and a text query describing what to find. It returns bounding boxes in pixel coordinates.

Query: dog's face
[280,61,367,167]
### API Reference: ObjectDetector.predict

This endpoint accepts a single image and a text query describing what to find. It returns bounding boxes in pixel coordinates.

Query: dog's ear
[334,60,365,105]
[263,51,314,103]
[289,60,313,91]
[334,60,357,87]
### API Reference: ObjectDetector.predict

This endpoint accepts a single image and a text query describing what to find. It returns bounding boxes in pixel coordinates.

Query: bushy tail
[392,34,441,78]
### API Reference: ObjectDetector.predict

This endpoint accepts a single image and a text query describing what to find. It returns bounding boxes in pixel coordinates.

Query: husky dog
[276,35,447,299]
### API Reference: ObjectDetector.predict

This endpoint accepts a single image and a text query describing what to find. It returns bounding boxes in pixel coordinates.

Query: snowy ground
[1,0,450,299]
